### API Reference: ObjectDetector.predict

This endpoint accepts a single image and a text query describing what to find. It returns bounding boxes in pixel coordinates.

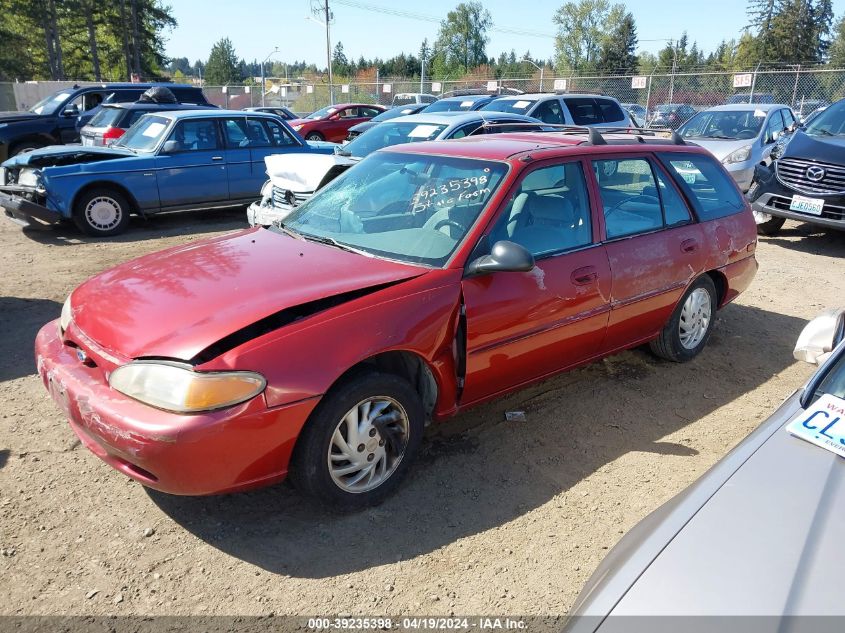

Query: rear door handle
[211,156,224,161]
[681,238,699,253]
[571,266,598,286]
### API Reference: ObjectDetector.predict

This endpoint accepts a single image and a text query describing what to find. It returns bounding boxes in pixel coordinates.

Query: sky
[164,0,845,67]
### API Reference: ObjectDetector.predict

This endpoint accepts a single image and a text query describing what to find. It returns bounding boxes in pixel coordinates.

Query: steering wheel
[433,218,466,234]
[736,128,757,140]
[604,194,660,218]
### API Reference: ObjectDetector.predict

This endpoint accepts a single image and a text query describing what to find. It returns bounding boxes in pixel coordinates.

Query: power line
[332,0,557,39]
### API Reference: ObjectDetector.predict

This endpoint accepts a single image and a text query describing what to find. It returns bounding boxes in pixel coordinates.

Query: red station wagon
[288,102,387,142]
[35,129,758,510]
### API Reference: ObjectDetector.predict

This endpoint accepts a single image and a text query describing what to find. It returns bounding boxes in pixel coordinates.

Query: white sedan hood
[265,152,358,193]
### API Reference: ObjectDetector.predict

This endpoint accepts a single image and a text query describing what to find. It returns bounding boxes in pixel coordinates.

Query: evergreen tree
[204,37,241,85]
[596,9,638,74]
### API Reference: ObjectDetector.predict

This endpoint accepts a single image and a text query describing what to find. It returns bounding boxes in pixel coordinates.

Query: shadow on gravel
[760,223,845,258]
[0,449,8,470]
[20,207,248,246]
[0,297,62,382]
[149,303,807,579]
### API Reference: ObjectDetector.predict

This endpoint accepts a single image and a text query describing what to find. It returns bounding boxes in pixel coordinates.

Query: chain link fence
[3,66,844,119]
[203,66,845,119]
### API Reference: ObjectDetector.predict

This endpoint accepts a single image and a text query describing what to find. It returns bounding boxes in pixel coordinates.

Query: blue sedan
[0,109,334,236]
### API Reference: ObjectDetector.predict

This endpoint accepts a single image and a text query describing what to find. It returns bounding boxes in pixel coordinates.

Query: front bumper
[749,163,845,231]
[0,189,62,226]
[246,200,295,227]
[35,321,319,495]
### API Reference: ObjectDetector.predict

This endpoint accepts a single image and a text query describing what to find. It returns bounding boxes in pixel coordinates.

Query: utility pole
[420,54,425,94]
[325,0,334,105]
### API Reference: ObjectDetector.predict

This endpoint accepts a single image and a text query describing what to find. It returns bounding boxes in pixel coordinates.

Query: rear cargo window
[659,153,745,220]
[88,107,124,128]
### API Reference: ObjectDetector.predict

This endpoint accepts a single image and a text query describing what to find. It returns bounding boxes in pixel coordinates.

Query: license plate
[789,194,824,215]
[786,394,845,459]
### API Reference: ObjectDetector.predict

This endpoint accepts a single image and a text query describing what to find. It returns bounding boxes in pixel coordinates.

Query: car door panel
[461,247,611,403]
[154,118,228,208]
[460,159,611,404]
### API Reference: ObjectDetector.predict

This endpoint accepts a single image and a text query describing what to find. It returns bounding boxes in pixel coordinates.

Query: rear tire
[72,187,131,237]
[649,275,717,363]
[289,371,424,511]
[756,215,785,236]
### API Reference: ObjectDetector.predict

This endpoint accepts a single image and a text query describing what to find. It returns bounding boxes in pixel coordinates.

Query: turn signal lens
[59,296,73,333]
[109,362,266,413]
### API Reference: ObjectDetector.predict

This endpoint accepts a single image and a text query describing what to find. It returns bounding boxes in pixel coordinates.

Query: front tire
[72,188,131,237]
[649,275,717,362]
[304,131,325,141]
[755,214,785,236]
[9,141,44,156]
[290,371,424,511]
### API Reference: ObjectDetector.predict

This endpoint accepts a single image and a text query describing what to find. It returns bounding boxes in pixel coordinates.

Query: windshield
[679,110,766,139]
[282,152,508,266]
[306,105,337,120]
[28,90,74,115]
[481,99,537,114]
[811,345,845,402]
[343,121,449,158]
[371,107,417,123]
[393,96,417,106]
[425,99,479,112]
[88,107,124,128]
[805,100,845,136]
[114,114,170,151]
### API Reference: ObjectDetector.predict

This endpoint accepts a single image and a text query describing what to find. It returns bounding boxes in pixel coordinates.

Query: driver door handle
[571,266,598,286]
[211,156,224,161]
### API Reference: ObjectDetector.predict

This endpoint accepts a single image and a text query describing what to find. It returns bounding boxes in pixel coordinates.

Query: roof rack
[477,122,687,146]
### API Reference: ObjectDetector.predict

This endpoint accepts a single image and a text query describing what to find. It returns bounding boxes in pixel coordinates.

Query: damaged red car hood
[69,227,425,361]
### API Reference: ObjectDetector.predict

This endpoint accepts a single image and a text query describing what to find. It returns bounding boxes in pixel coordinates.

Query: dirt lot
[1,211,843,617]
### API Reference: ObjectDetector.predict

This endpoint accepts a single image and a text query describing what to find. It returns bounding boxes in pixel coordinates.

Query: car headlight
[18,168,41,188]
[109,361,266,413]
[723,145,752,164]
[59,296,73,333]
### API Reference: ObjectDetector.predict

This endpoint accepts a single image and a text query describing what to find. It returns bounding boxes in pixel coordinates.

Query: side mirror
[62,104,79,117]
[794,308,845,365]
[161,140,180,153]
[466,240,535,277]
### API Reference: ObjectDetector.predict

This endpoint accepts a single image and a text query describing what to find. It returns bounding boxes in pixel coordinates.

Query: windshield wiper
[271,222,305,239]
[300,232,372,257]
[810,128,835,137]
[335,147,352,157]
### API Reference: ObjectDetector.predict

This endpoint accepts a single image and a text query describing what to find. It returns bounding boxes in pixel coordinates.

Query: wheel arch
[326,350,440,425]
[9,133,55,155]
[71,180,140,215]
[704,269,728,309]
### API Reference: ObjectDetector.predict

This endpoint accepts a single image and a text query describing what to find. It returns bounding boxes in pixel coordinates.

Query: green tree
[204,37,241,85]
[553,0,631,73]
[830,13,845,66]
[596,8,638,74]
[435,1,492,74]
[332,41,350,77]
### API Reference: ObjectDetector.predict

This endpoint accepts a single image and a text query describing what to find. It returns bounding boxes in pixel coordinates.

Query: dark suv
[749,97,845,235]
[0,83,210,160]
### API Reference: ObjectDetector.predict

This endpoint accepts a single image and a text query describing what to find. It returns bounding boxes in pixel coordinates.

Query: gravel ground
[0,211,843,617]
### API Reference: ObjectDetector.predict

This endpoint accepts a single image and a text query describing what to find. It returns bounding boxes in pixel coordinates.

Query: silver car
[566,308,845,631]
[677,104,797,191]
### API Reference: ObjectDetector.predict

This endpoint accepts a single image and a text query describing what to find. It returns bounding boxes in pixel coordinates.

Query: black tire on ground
[756,216,785,236]
[305,131,325,141]
[649,275,718,363]
[9,141,43,156]
[289,371,425,511]
[72,187,131,237]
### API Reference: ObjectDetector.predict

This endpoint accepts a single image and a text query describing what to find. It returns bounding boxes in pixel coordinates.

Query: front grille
[271,185,312,209]
[768,194,845,220]
[776,158,845,195]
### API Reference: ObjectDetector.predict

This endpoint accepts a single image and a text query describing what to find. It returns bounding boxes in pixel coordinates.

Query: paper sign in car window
[512,100,531,110]
[754,109,766,118]
[786,393,845,459]
[142,122,166,138]
[408,124,440,138]
[461,101,474,108]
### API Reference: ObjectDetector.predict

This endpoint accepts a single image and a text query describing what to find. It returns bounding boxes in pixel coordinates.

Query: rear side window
[593,157,692,238]
[171,88,206,104]
[565,98,601,125]
[534,99,564,124]
[659,153,746,220]
[597,99,625,123]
